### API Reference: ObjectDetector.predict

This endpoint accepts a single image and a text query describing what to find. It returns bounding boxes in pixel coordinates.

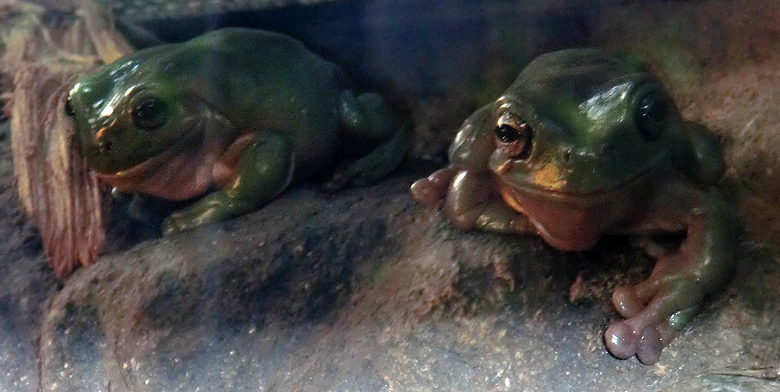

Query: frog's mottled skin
[411,49,738,365]
[66,28,407,234]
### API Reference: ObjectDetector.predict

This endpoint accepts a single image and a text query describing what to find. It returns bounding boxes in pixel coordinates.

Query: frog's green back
[155,28,351,171]
[153,28,348,132]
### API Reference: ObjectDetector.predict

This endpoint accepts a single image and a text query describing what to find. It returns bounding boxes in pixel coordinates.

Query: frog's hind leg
[162,131,293,234]
[324,90,409,191]
[605,183,738,365]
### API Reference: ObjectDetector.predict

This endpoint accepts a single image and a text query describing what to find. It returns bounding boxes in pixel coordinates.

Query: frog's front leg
[442,170,535,234]
[605,181,738,364]
[162,131,293,235]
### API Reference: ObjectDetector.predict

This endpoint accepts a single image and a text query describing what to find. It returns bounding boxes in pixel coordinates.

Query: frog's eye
[132,97,167,130]
[64,97,75,117]
[495,113,533,160]
[635,92,668,141]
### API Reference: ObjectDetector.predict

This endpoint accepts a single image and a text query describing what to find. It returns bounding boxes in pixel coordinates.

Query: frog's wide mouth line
[92,121,206,181]
[498,163,663,208]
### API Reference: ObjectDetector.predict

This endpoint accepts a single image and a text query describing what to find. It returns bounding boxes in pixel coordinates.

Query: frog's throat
[95,125,221,200]
[498,168,656,251]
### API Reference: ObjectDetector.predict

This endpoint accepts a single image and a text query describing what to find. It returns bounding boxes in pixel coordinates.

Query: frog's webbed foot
[410,166,458,206]
[604,271,703,364]
[163,131,293,235]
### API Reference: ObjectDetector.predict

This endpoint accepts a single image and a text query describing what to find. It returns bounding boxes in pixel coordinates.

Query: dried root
[0,0,133,278]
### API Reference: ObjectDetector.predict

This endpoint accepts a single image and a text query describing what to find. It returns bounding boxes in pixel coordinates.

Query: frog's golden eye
[495,113,533,160]
[64,97,75,117]
[635,92,668,141]
[132,97,167,130]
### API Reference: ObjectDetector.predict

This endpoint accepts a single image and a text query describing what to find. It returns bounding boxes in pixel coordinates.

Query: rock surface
[27,161,780,391]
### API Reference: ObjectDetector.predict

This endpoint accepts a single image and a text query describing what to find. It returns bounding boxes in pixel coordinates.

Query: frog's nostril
[98,138,113,154]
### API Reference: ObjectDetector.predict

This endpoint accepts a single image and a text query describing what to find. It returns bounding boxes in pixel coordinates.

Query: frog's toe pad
[636,327,663,365]
[410,177,443,206]
[409,167,457,206]
[604,321,669,365]
[612,286,646,319]
[604,322,637,360]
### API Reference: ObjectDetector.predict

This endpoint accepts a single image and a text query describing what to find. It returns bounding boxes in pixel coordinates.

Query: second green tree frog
[411,49,738,365]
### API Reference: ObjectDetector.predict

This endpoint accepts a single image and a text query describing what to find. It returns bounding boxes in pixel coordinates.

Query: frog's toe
[604,320,670,364]
[604,321,637,359]
[410,177,443,206]
[606,280,700,363]
[410,167,457,206]
[611,286,645,318]
[612,278,663,318]
[636,326,663,365]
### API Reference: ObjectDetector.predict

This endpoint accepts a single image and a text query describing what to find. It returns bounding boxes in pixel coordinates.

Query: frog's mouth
[498,164,663,209]
[94,122,221,200]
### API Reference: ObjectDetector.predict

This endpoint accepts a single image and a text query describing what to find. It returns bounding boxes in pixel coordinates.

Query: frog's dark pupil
[132,98,166,130]
[496,124,521,143]
[636,94,668,141]
[495,120,533,160]
[64,98,75,117]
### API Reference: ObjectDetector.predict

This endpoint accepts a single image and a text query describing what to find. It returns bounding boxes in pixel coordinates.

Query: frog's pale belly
[498,178,652,251]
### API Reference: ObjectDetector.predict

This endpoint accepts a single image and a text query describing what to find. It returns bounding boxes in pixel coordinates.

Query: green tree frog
[65,28,408,234]
[411,49,738,364]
